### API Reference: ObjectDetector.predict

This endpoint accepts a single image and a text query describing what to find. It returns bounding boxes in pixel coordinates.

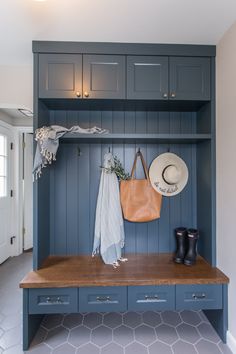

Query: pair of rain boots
[174,227,199,266]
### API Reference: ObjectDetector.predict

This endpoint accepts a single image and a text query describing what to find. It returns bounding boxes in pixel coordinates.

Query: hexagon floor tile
[0,253,233,354]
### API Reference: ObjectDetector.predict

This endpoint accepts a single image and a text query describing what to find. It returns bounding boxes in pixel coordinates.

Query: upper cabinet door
[39,54,82,99]
[83,55,125,99]
[169,57,210,101]
[127,56,168,100]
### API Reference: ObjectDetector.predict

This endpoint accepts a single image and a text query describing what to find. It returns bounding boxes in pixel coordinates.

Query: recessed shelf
[61,133,212,144]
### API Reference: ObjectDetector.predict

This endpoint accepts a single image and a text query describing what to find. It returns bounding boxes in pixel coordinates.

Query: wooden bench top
[19,254,229,288]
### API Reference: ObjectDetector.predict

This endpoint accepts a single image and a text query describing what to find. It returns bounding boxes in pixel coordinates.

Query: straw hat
[149,152,188,196]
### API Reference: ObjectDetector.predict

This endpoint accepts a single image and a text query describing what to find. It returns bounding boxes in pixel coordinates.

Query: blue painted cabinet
[127,56,168,100]
[79,286,127,312]
[21,41,228,350]
[39,54,82,99]
[176,284,222,310]
[29,288,78,314]
[128,286,175,311]
[83,55,126,99]
[169,57,211,101]
[39,53,125,100]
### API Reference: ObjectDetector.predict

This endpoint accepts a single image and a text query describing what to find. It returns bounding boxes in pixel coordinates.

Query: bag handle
[131,151,150,181]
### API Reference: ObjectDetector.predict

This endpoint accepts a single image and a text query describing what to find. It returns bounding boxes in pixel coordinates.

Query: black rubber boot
[184,229,199,266]
[174,227,187,264]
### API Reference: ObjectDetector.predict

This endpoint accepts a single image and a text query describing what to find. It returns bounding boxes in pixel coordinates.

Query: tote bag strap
[131,151,150,181]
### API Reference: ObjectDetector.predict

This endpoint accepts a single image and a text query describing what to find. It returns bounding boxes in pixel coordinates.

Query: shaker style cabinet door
[127,56,168,100]
[39,54,82,99]
[169,57,211,101]
[83,55,126,99]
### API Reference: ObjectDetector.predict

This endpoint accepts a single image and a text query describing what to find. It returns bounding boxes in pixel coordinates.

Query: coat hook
[138,147,141,153]
[167,147,170,153]
[108,147,111,153]
[77,146,81,156]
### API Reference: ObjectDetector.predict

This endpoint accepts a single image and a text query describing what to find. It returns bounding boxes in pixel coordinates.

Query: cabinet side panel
[33,53,51,269]
[197,141,212,263]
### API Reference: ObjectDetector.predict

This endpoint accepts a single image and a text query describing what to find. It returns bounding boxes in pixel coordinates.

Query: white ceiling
[1,0,236,66]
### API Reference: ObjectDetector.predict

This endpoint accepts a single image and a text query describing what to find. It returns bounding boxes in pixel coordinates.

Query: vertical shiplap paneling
[147,144,159,253]
[101,111,113,133]
[181,112,196,134]
[147,111,158,134]
[123,111,136,254]
[191,144,197,229]
[158,112,170,133]
[168,124,180,249]
[66,111,79,254]
[52,111,67,254]
[49,109,197,256]
[89,111,102,252]
[77,110,90,254]
[169,144,181,252]
[135,111,148,253]
[170,112,181,133]
[158,143,170,252]
[180,143,193,229]
[49,111,55,253]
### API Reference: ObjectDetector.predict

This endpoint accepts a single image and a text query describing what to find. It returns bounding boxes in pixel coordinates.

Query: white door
[0,126,13,264]
[23,133,33,250]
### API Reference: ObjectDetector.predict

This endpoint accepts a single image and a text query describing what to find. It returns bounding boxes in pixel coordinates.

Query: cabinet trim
[33,41,216,57]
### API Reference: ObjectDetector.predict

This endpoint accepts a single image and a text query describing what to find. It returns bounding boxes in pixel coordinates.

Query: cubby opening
[34,101,214,269]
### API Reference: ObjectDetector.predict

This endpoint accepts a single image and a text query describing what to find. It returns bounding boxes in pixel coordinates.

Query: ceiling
[1,0,236,66]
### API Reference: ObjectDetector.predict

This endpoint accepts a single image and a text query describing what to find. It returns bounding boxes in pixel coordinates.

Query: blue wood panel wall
[49,109,197,255]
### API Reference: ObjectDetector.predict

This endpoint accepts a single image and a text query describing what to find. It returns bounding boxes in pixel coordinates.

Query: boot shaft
[174,227,187,263]
[184,229,199,266]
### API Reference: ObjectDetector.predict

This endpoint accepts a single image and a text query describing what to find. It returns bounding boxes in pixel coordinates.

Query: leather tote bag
[120,151,162,222]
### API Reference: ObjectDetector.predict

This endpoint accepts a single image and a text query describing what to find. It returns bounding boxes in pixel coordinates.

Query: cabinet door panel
[79,286,127,312]
[127,56,168,99]
[169,57,210,101]
[176,284,222,310]
[83,55,125,99]
[29,288,78,314]
[128,285,175,311]
[39,54,82,99]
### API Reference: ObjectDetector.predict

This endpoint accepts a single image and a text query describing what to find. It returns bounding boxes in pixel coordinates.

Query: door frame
[0,120,14,262]
[15,126,33,256]
[0,119,33,257]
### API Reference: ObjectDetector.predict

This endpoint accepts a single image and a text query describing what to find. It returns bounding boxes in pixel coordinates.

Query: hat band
[162,164,176,185]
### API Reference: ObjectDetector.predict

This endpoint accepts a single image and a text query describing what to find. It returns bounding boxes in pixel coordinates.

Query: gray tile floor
[0,253,233,353]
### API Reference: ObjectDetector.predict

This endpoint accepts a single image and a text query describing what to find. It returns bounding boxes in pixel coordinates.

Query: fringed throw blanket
[93,153,127,268]
[33,125,108,179]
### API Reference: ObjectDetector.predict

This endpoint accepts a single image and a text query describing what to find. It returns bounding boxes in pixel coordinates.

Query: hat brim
[149,153,189,197]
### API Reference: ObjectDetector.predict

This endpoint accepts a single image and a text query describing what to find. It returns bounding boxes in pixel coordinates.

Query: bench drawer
[128,286,175,311]
[79,286,127,312]
[176,284,222,310]
[29,288,78,314]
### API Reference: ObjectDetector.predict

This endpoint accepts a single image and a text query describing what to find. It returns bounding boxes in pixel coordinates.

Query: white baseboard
[227,331,236,354]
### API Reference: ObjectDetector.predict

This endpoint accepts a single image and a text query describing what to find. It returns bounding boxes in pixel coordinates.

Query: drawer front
[79,287,127,312]
[29,288,78,314]
[176,284,222,310]
[128,286,175,311]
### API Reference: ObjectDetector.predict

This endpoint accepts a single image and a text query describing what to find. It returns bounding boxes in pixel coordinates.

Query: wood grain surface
[20,254,229,288]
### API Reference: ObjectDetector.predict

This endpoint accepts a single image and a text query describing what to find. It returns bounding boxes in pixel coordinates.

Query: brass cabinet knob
[76,91,81,98]
[170,92,176,98]
[163,93,168,99]
[84,92,89,98]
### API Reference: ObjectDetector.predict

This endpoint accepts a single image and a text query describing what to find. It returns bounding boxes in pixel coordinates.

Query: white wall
[0,65,33,111]
[217,21,236,352]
